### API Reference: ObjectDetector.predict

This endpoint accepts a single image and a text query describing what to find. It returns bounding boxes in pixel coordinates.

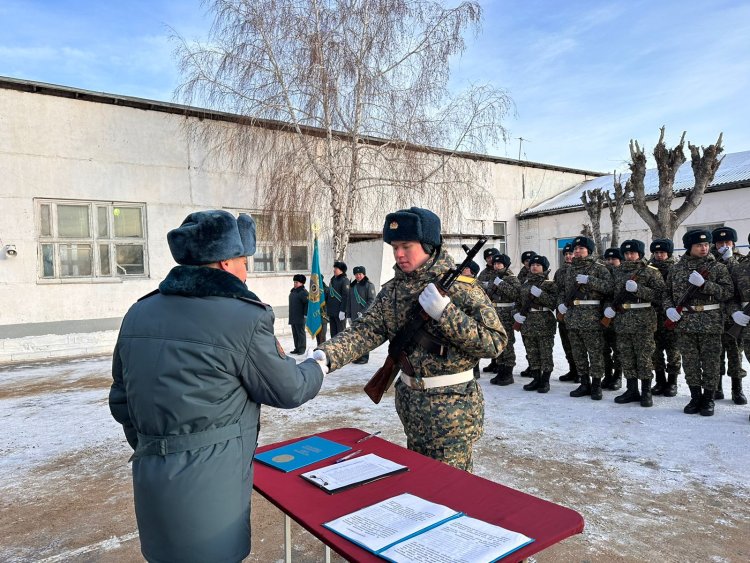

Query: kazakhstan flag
[306,236,326,337]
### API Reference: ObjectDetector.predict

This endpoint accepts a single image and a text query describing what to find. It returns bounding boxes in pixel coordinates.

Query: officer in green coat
[109,210,325,563]
[314,207,507,471]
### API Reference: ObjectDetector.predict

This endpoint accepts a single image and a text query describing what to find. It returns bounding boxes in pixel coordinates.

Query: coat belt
[572,299,600,305]
[131,422,241,461]
[494,303,514,308]
[621,303,651,310]
[400,369,475,390]
[684,303,720,312]
[529,307,551,312]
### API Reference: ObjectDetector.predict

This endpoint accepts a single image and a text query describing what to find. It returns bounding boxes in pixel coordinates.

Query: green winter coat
[109,266,324,563]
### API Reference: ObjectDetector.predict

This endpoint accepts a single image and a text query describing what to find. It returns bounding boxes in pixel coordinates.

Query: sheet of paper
[324,493,458,553]
[300,453,406,492]
[380,515,534,563]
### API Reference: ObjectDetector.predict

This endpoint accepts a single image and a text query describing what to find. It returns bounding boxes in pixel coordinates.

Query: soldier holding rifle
[727,232,750,422]
[313,207,507,471]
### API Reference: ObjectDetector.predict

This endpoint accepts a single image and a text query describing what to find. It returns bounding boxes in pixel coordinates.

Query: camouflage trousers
[676,332,722,390]
[652,326,681,376]
[496,309,516,367]
[521,332,555,372]
[720,332,746,379]
[617,332,655,380]
[568,329,605,379]
[603,327,621,373]
[394,379,484,472]
[558,322,574,366]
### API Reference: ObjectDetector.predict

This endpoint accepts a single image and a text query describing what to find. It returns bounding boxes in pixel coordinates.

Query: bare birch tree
[628,127,724,240]
[174,0,512,258]
[604,173,632,248]
[581,188,604,255]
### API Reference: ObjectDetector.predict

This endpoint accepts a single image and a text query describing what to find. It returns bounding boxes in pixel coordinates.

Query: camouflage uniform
[485,269,521,372]
[663,253,733,391]
[711,247,747,388]
[319,249,507,471]
[553,262,577,380]
[649,256,681,388]
[518,265,530,284]
[517,272,558,372]
[602,261,621,386]
[560,256,613,394]
[730,257,750,359]
[477,265,496,288]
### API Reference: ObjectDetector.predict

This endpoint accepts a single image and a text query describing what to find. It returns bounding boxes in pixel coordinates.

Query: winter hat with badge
[529,254,550,270]
[650,238,674,257]
[573,236,595,254]
[467,260,480,277]
[620,239,645,258]
[483,247,500,260]
[712,226,737,243]
[383,207,442,251]
[492,253,512,268]
[521,250,536,263]
[604,247,623,260]
[353,266,366,275]
[333,261,348,273]
[682,229,712,251]
[293,274,306,284]
[167,209,256,265]
[562,243,573,254]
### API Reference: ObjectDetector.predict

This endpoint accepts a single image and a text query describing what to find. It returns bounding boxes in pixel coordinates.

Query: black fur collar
[159,265,260,301]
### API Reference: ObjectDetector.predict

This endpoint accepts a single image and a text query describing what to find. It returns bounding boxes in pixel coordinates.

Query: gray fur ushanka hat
[167,210,256,265]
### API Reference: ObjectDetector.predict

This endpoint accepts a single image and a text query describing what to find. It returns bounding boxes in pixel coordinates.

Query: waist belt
[621,303,651,310]
[494,303,515,308]
[573,299,600,306]
[685,303,720,312]
[400,369,474,390]
[529,307,551,312]
[131,422,241,461]
[412,329,450,357]
[742,302,749,307]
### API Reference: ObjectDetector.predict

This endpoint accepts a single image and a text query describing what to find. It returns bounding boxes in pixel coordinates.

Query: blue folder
[254,436,351,472]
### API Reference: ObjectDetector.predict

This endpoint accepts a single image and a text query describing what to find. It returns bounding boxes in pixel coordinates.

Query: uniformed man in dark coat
[649,239,681,397]
[109,210,325,563]
[346,265,377,363]
[327,261,350,338]
[289,273,309,354]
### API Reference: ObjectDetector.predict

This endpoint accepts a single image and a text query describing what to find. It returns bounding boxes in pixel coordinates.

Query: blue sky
[2,0,748,172]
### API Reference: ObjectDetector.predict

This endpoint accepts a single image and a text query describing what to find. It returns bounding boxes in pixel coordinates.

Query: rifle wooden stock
[557,283,583,322]
[364,356,400,404]
[600,271,640,328]
[726,302,750,340]
[664,267,711,330]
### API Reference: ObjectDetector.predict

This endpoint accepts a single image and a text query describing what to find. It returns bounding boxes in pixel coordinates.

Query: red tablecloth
[253,427,584,562]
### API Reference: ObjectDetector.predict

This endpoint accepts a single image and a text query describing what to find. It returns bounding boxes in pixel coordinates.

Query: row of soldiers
[474,227,750,420]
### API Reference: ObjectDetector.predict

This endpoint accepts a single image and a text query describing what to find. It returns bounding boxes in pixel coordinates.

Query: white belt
[621,303,651,310]
[529,307,551,312]
[742,302,749,307]
[400,369,475,390]
[494,303,514,308]
[573,299,600,305]
[685,303,720,312]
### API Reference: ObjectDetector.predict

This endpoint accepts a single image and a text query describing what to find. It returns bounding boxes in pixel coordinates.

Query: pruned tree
[604,172,632,248]
[174,0,513,259]
[580,188,605,255]
[628,126,724,240]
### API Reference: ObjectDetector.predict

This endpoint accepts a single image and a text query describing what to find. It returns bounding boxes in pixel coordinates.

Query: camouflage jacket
[648,256,677,323]
[319,249,507,380]
[485,268,521,304]
[518,265,530,284]
[610,259,665,333]
[663,253,733,333]
[553,263,570,291]
[517,272,558,335]
[730,259,750,341]
[559,256,613,330]
[477,265,496,293]
[711,247,744,327]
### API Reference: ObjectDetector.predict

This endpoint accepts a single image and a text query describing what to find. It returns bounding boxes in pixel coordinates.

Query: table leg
[325,545,331,562]
[285,514,291,562]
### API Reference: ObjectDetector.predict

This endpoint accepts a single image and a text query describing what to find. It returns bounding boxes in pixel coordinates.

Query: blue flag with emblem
[306,236,326,337]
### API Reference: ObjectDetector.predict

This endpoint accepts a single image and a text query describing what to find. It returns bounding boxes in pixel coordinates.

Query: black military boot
[614,378,641,404]
[519,365,532,378]
[483,358,499,373]
[683,386,703,414]
[609,368,622,390]
[714,377,725,400]
[559,366,578,382]
[590,377,603,400]
[651,368,667,395]
[700,388,715,416]
[663,372,678,397]
[640,379,653,407]
[731,378,747,405]
[491,365,514,386]
[537,371,551,394]
[601,365,614,390]
[570,374,591,397]
[523,370,541,391]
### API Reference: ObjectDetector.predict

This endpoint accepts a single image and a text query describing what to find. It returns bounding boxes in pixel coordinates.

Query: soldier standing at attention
[601,248,624,391]
[478,247,500,373]
[327,261,350,338]
[555,243,579,383]
[710,227,747,404]
[487,253,521,386]
[557,236,613,400]
[314,207,507,471]
[288,274,309,354]
[727,232,750,422]
[518,250,536,284]
[649,239,680,397]
[514,255,558,393]
[664,229,733,416]
[346,266,377,364]
[605,240,665,407]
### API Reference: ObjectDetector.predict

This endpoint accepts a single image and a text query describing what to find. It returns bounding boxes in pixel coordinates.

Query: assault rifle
[556,281,583,322]
[513,288,539,331]
[363,238,487,404]
[664,267,711,330]
[600,270,640,328]
[726,301,750,340]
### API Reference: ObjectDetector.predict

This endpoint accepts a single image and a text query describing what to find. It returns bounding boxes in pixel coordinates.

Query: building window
[491,221,507,255]
[230,210,310,274]
[36,200,148,280]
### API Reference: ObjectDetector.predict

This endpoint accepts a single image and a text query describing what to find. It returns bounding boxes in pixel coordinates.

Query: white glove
[720,245,733,261]
[731,310,750,326]
[339,311,346,321]
[513,312,526,324]
[604,307,616,319]
[482,281,489,288]
[493,276,502,286]
[666,307,681,322]
[419,282,450,321]
[357,312,363,319]
[306,348,329,375]
[576,274,589,284]
[530,285,542,297]
[625,280,638,293]
[557,303,568,315]
[688,270,705,287]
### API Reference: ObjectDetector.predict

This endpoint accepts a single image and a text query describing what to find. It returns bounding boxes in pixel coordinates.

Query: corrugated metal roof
[520,150,750,217]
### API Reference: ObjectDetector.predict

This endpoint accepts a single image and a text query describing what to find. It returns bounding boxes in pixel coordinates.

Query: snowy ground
[1,334,749,562]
